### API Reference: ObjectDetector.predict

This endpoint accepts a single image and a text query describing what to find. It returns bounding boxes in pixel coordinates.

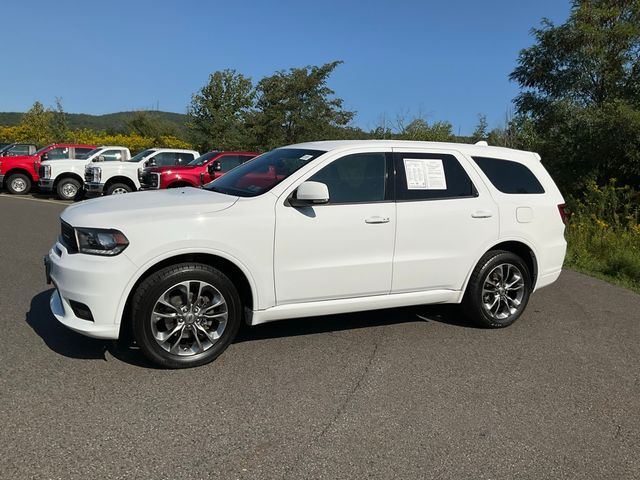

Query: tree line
[3,0,640,196]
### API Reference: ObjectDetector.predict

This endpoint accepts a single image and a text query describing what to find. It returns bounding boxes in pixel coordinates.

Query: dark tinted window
[8,145,32,156]
[395,153,475,200]
[100,149,125,161]
[309,153,386,204]
[472,156,544,194]
[46,147,70,160]
[176,152,195,164]
[152,152,179,166]
[74,147,94,158]
[218,155,243,172]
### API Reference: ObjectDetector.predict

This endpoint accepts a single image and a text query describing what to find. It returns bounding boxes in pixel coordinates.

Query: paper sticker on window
[300,154,313,161]
[403,158,447,190]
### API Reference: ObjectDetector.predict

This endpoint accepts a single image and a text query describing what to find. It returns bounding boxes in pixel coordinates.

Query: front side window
[8,145,31,156]
[127,149,157,162]
[74,147,94,158]
[46,147,70,160]
[394,153,476,201]
[472,156,545,194]
[189,151,219,166]
[308,152,387,204]
[99,149,124,161]
[206,148,325,197]
[218,155,244,172]
[152,152,179,166]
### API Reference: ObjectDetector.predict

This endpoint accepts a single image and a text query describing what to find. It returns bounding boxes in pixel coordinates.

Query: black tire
[462,250,532,328]
[131,263,242,368]
[56,177,82,201]
[105,182,132,195]
[5,173,31,195]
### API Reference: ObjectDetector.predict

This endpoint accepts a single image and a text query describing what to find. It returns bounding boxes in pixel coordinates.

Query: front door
[274,151,395,304]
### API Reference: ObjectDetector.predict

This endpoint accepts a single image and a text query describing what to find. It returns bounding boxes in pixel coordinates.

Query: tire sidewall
[7,173,31,195]
[133,264,242,368]
[107,183,132,195]
[57,178,81,200]
[467,251,532,328]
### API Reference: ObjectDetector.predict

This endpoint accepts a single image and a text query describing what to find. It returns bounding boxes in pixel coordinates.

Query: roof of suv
[287,140,540,163]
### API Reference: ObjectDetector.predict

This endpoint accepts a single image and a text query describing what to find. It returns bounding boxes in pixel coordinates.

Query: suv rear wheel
[131,263,242,368]
[6,173,31,195]
[462,250,532,328]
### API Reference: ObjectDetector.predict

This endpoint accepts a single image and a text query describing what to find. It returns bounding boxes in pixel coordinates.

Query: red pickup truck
[0,143,95,194]
[139,151,259,190]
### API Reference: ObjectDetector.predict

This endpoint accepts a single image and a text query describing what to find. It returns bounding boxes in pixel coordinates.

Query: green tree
[187,69,255,151]
[50,97,69,141]
[127,111,176,139]
[20,101,53,145]
[511,0,640,189]
[252,61,355,149]
[471,114,488,143]
[398,118,454,142]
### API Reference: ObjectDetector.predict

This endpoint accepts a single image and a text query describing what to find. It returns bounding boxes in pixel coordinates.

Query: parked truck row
[0,143,258,200]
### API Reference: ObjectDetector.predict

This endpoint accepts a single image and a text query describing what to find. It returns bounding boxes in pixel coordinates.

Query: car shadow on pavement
[26,289,111,360]
[27,290,479,367]
[236,303,480,343]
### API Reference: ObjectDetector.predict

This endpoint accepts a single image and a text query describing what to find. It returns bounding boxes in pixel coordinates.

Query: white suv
[45,140,567,368]
[38,146,131,200]
[84,148,199,196]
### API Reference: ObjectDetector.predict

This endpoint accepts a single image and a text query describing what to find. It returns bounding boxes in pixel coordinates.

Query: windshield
[188,151,219,166]
[77,147,101,160]
[204,148,325,197]
[127,148,157,162]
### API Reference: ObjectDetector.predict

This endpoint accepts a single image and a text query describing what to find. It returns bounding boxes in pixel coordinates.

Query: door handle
[365,216,390,224]
[471,211,493,218]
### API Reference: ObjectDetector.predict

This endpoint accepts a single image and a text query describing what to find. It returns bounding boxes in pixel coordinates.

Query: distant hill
[0,110,190,136]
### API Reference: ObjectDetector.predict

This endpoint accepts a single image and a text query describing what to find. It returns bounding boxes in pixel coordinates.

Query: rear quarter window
[472,156,545,194]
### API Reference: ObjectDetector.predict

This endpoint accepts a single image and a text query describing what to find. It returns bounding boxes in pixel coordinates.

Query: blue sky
[0,0,570,134]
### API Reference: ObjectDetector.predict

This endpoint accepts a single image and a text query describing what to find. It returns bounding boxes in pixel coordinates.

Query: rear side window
[394,153,476,201]
[472,156,545,194]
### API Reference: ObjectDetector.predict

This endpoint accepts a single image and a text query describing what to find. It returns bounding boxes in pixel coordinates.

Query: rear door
[391,148,499,293]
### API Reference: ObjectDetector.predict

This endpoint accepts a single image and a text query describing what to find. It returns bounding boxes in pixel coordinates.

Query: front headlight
[86,167,101,183]
[43,164,51,179]
[75,227,129,256]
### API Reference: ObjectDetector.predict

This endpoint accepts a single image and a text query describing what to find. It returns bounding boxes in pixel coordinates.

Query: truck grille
[140,171,160,189]
[60,221,78,254]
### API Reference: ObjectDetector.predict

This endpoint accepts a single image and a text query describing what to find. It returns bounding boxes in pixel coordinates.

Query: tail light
[558,204,569,224]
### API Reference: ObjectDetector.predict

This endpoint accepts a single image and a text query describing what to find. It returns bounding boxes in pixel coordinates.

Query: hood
[61,188,238,229]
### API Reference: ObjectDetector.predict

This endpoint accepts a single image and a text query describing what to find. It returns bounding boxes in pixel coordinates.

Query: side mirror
[95,155,106,162]
[289,181,330,207]
[207,160,222,175]
[41,153,49,161]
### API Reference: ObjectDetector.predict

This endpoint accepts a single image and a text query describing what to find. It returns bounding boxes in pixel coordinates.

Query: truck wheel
[106,183,132,195]
[5,173,31,195]
[462,250,532,328]
[131,263,242,369]
[56,178,82,201]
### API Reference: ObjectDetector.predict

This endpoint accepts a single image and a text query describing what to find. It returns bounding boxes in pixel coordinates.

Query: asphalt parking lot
[1,193,639,479]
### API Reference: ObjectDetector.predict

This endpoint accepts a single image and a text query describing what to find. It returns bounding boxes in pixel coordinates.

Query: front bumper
[38,179,54,191]
[47,240,137,339]
[85,182,105,196]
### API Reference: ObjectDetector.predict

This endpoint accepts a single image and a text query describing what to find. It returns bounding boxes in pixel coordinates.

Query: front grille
[60,221,78,254]
[140,171,160,189]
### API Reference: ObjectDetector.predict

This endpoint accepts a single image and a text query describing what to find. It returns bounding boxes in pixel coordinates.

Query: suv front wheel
[131,263,242,368]
[462,250,532,328]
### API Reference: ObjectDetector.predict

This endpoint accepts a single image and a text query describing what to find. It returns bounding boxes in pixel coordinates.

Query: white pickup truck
[38,146,131,200]
[84,148,200,196]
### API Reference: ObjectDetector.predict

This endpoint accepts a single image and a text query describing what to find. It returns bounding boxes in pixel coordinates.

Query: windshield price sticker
[403,158,447,190]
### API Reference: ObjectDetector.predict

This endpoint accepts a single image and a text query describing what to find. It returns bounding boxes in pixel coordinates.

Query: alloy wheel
[481,263,525,320]
[150,280,228,356]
